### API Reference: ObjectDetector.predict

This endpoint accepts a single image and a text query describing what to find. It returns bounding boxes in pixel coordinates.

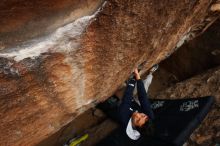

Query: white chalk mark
[0,1,107,62]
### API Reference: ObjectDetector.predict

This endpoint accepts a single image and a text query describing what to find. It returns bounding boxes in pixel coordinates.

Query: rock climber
[96,64,158,146]
[118,65,158,140]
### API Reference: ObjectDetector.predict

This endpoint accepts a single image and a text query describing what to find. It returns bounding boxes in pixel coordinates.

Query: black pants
[96,95,121,122]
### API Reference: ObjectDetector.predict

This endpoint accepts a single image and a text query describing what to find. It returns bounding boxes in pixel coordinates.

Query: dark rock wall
[160,18,220,81]
[148,18,220,97]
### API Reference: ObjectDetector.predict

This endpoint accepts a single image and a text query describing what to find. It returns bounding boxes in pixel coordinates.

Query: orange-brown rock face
[0,0,216,145]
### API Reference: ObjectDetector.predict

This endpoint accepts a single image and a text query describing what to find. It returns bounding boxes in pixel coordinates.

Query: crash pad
[96,96,214,146]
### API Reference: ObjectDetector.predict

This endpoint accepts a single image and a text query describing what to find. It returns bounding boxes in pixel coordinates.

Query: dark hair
[136,120,155,137]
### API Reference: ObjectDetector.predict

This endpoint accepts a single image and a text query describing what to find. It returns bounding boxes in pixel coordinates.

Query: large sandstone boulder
[0,0,218,145]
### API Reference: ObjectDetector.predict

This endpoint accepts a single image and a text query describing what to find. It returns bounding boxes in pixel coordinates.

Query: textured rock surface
[0,0,217,145]
[155,67,220,146]
[0,0,103,49]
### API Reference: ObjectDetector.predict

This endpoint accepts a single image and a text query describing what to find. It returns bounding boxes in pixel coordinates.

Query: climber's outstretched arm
[137,79,155,120]
[118,79,136,127]
[134,68,155,120]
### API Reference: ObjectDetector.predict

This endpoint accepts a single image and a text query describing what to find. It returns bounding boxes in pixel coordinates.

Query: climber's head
[131,111,149,127]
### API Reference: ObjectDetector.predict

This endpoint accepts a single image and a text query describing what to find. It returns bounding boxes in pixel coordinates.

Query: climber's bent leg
[143,73,153,92]
[134,64,158,95]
